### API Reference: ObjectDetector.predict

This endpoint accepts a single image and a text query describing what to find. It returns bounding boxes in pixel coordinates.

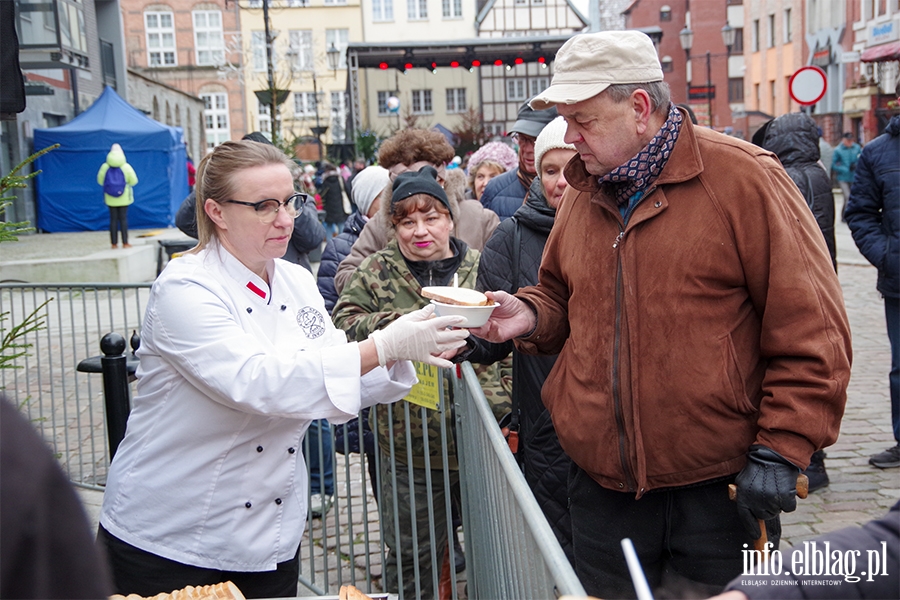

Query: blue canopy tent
[33,86,188,232]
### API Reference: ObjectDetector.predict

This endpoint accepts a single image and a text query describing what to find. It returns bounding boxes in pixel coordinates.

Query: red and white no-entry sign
[789,66,828,106]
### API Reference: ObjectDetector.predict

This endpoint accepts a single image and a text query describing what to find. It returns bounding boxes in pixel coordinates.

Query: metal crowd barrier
[0,283,151,489]
[1,282,583,599]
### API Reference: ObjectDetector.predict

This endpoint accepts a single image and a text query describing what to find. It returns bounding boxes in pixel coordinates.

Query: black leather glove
[735,444,801,539]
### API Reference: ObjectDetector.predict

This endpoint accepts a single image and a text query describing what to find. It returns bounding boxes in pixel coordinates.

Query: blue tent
[33,86,188,232]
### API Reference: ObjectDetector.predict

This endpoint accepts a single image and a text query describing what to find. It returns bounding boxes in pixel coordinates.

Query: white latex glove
[369,305,469,368]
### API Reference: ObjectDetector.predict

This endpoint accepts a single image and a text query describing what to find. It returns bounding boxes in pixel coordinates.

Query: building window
[767,14,775,48]
[442,0,462,18]
[661,56,673,73]
[783,8,791,43]
[411,89,433,114]
[727,77,744,103]
[201,93,230,151]
[507,78,527,101]
[660,4,671,21]
[446,88,466,113]
[377,90,391,115]
[530,77,549,98]
[408,0,427,20]
[324,0,347,4]
[294,91,317,117]
[373,0,394,21]
[252,31,266,72]
[193,11,224,66]
[331,91,348,141]
[289,30,313,71]
[732,27,744,53]
[752,19,759,52]
[258,101,272,137]
[286,0,310,6]
[325,29,349,69]
[145,11,176,67]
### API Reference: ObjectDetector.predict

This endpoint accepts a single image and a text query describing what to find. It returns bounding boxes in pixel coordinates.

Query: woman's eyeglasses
[223,193,308,224]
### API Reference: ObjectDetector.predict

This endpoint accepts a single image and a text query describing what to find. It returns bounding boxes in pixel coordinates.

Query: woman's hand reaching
[370,305,469,368]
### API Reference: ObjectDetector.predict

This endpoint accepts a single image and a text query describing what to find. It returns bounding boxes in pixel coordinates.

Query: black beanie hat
[391,166,450,211]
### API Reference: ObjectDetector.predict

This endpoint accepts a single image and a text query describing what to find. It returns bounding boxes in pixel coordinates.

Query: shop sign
[870,21,898,45]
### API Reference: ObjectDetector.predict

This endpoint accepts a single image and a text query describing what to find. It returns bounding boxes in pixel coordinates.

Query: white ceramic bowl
[430,299,497,328]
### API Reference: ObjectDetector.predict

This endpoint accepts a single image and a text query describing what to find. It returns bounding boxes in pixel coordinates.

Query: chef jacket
[100,242,416,572]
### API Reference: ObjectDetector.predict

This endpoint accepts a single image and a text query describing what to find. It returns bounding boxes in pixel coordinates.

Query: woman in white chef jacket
[97,140,469,599]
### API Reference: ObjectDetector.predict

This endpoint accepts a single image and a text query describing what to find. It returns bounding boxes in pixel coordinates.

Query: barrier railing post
[99,332,131,460]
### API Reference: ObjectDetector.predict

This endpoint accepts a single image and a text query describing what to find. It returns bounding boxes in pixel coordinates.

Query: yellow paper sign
[405,361,441,410]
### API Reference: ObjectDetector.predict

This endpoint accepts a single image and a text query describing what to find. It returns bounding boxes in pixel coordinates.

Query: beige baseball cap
[530,31,664,110]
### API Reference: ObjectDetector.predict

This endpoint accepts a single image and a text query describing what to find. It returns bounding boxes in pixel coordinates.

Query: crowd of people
[4,28,899,600]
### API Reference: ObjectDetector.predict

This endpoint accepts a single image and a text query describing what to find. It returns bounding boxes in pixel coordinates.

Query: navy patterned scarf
[599,103,683,207]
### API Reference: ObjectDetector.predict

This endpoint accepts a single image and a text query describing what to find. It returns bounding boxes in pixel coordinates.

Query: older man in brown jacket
[472,31,851,598]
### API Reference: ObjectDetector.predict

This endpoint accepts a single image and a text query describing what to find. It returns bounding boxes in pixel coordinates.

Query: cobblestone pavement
[57,193,899,589]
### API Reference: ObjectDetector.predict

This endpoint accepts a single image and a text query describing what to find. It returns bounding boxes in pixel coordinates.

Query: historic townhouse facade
[119,0,247,154]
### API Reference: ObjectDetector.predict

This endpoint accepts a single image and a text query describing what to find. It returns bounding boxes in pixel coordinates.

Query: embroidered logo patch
[296,307,326,339]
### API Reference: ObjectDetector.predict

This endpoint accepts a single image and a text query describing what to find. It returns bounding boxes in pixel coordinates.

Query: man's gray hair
[605,81,671,114]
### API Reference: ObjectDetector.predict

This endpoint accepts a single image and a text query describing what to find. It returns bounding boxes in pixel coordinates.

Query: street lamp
[678,21,737,128]
[326,43,341,73]
[721,22,736,53]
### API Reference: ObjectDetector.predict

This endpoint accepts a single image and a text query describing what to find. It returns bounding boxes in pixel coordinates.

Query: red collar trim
[246,281,266,299]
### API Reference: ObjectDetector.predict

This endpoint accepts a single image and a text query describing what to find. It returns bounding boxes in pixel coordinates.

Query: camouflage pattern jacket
[332,238,510,470]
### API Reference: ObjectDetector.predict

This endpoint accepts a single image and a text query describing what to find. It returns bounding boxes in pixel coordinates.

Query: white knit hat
[350,165,389,217]
[534,116,576,175]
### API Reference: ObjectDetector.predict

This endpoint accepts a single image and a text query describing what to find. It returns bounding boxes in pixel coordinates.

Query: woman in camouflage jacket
[332,167,508,599]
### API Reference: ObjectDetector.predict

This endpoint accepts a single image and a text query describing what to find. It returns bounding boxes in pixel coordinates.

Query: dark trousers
[886,295,900,442]
[109,205,129,245]
[568,465,780,599]
[97,526,299,599]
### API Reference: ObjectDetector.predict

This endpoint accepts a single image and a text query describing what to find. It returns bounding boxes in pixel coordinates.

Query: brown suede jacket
[515,114,852,497]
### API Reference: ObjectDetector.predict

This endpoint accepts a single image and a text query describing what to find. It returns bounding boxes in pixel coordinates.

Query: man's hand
[734,445,801,539]
[468,291,536,343]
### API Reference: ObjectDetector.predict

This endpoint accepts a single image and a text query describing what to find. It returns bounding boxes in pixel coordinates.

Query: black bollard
[100,332,131,460]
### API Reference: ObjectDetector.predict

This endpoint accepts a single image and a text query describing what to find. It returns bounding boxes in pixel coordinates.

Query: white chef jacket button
[257,446,263,452]
[288,447,296,454]
[275,498,282,505]
[246,307,253,313]
[281,305,287,311]
[245,501,252,508]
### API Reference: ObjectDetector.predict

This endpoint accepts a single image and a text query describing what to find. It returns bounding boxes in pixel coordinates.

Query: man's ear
[205,198,228,230]
[632,89,655,135]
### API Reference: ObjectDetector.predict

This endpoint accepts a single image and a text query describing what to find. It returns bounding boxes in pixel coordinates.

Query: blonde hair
[466,161,505,197]
[192,140,295,251]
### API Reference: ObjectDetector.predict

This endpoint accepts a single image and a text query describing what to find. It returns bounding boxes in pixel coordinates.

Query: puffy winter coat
[332,238,510,470]
[480,168,528,221]
[320,170,347,224]
[96,146,138,208]
[317,211,368,313]
[832,141,862,183]
[846,114,900,299]
[471,177,572,558]
[757,112,837,268]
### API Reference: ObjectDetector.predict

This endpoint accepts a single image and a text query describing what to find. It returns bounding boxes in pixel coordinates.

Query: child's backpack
[103,166,127,197]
